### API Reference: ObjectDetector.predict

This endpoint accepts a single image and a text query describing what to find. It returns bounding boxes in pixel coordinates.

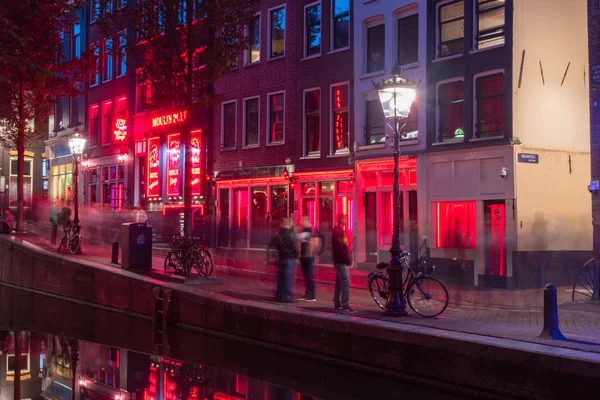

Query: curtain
[435,201,476,249]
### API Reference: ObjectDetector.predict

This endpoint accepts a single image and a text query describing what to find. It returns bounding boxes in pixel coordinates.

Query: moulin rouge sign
[152,111,188,128]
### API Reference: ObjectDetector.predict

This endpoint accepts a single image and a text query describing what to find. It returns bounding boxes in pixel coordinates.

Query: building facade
[588,0,600,254]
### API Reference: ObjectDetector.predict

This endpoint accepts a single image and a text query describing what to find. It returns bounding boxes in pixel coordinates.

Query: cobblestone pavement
[24,235,600,353]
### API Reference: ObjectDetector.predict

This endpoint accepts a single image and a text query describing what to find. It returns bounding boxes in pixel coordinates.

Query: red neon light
[167,133,181,196]
[434,201,476,249]
[152,110,187,128]
[293,169,353,178]
[113,118,127,141]
[489,204,506,276]
[147,136,160,198]
[191,130,202,195]
[162,204,204,215]
[116,350,120,369]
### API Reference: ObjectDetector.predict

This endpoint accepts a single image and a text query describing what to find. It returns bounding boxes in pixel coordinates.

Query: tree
[98,0,260,236]
[0,0,88,231]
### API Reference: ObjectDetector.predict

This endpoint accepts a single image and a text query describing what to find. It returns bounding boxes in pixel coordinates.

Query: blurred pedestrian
[298,215,319,301]
[50,199,58,244]
[332,214,355,313]
[274,217,298,303]
[0,208,14,234]
[131,203,148,223]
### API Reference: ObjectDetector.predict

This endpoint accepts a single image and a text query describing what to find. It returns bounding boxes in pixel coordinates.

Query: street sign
[518,153,539,164]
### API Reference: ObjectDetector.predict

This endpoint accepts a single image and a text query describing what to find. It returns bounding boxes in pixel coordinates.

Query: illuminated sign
[333,86,348,151]
[113,118,128,141]
[151,111,188,128]
[455,128,464,137]
[147,136,160,198]
[167,133,181,196]
[191,130,202,195]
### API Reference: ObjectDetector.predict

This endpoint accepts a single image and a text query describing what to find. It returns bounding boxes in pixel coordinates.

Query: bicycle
[368,241,449,317]
[58,222,81,255]
[164,234,213,278]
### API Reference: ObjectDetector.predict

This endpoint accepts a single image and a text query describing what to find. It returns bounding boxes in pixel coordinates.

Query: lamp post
[68,130,87,230]
[373,67,418,316]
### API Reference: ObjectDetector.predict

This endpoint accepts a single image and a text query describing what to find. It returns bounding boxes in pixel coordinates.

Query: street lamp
[373,67,418,316]
[68,129,87,230]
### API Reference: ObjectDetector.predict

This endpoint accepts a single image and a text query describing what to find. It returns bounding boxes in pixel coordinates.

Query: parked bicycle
[164,234,213,278]
[368,240,449,317]
[58,222,81,255]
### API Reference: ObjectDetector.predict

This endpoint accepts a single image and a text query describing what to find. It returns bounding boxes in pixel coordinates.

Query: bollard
[111,240,119,264]
[538,283,566,340]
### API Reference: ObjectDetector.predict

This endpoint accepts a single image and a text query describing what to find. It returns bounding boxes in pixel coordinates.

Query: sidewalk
[23,234,600,353]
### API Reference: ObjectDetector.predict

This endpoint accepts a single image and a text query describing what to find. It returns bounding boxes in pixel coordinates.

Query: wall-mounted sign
[147,136,160,198]
[151,111,188,128]
[113,118,128,141]
[167,133,181,196]
[518,153,539,164]
[455,128,464,137]
[191,130,202,195]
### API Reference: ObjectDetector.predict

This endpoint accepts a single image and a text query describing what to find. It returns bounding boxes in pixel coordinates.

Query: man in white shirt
[132,203,148,224]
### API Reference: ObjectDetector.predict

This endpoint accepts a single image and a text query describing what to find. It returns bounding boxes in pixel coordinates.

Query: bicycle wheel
[407,276,449,318]
[164,251,179,274]
[572,258,600,302]
[200,250,214,277]
[69,234,81,254]
[368,273,389,311]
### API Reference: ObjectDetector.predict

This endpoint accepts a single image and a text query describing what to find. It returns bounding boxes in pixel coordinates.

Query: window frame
[364,98,385,146]
[243,96,260,148]
[474,0,505,50]
[266,91,285,145]
[435,77,465,143]
[70,96,80,126]
[436,0,465,59]
[135,69,153,113]
[268,5,286,60]
[221,100,237,150]
[245,13,261,65]
[90,0,100,24]
[395,7,419,68]
[102,100,113,145]
[90,42,101,87]
[331,0,350,51]
[365,22,385,74]
[473,69,505,140]
[71,23,81,60]
[330,82,350,155]
[102,37,114,82]
[303,87,321,157]
[116,30,127,77]
[303,1,322,59]
[89,104,100,147]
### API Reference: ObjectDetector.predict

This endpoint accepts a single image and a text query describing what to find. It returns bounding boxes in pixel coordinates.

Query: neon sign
[191,130,202,195]
[167,133,181,196]
[333,86,348,151]
[147,136,160,198]
[113,118,128,141]
[151,111,188,128]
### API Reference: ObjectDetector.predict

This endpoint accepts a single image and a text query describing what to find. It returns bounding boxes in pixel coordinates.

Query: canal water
[0,286,509,400]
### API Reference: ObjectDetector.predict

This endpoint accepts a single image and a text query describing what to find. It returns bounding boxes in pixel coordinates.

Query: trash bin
[121,223,153,271]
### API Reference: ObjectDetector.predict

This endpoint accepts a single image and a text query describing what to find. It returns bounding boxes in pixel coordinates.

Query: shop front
[46,138,75,205]
[354,158,419,268]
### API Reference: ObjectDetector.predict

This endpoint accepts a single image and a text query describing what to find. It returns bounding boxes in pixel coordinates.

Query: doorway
[485,201,506,284]
[364,192,377,262]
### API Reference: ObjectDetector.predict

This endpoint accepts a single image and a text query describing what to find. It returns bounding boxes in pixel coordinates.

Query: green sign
[455,128,464,137]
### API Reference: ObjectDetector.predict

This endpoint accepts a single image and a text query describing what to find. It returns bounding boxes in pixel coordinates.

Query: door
[364,192,377,262]
[408,190,419,258]
[485,201,506,278]
[218,188,230,247]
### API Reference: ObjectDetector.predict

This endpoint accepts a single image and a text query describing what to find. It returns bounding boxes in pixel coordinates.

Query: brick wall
[589,0,600,253]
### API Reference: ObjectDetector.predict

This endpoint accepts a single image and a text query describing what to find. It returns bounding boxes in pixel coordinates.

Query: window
[91,42,100,86]
[269,6,285,58]
[178,0,186,24]
[397,14,418,66]
[105,0,114,14]
[332,0,350,50]
[331,84,349,153]
[91,0,100,23]
[244,97,259,147]
[250,187,268,248]
[70,96,80,126]
[136,70,153,112]
[71,24,81,59]
[222,101,236,148]
[54,100,63,131]
[89,105,99,146]
[438,0,464,57]
[119,0,127,9]
[232,188,249,247]
[116,31,127,76]
[246,15,260,64]
[476,0,505,49]
[116,97,127,140]
[268,92,284,144]
[103,38,113,81]
[6,333,30,375]
[365,100,384,145]
[102,101,113,144]
[437,80,464,142]
[305,2,321,57]
[403,95,418,139]
[476,72,504,138]
[366,24,385,73]
[304,89,320,155]
[434,201,476,249]
[102,165,124,210]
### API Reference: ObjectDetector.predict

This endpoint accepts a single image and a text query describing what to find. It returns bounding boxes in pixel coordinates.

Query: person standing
[274,217,298,303]
[0,208,14,234]
[298,216,318,301]
[132,203,148,223]
[332,214,355,313]
[50,200,58,245]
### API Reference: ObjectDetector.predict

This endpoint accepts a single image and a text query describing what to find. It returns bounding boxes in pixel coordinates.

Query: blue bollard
[538,283,566,340]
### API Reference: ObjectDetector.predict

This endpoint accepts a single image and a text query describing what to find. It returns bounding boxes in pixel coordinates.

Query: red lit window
[268,93,284,144]
[438,80,464,142]
[235,374,247,395]
[380,192,400,246]
[434,201,476,249]
[304,89,320,155]
[89,105,99,147]
[362,171,377,187]
[102,101,113,144]
[476,72,504,138]
[332,84,349,152]
[407,169,417,186]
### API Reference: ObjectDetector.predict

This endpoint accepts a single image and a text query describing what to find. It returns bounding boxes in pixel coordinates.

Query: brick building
[588,0,600,253]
